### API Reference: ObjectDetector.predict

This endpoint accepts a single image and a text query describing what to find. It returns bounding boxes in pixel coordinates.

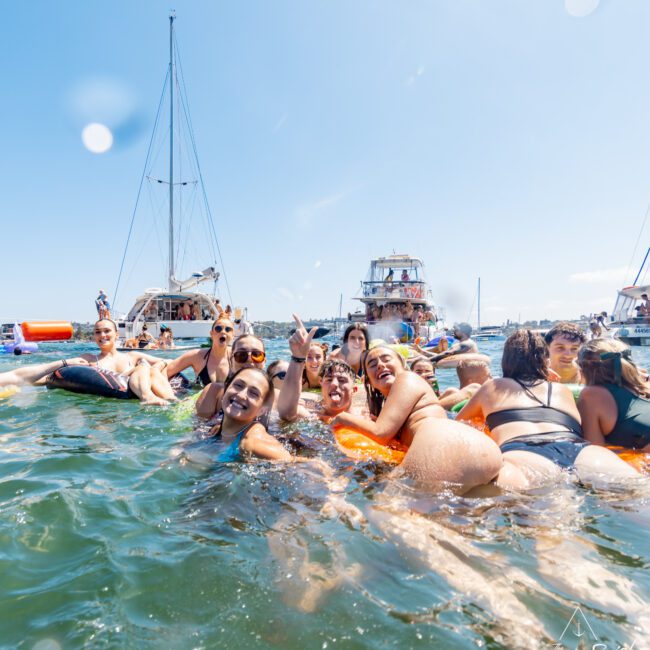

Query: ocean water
[1,337,649,650]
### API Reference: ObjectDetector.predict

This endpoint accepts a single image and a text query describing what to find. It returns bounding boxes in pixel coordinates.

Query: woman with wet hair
[330,323,369,378]
[331,345,503,493]
[206,367,291,461]
[457,330,638,489]
[578,339,650,450]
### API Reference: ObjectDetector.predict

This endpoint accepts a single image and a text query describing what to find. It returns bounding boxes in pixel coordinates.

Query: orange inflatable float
[21,321,73,342]
[608,446,650,474]
[333,426,407,464]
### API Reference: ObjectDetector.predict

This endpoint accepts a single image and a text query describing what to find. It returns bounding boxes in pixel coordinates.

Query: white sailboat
[113,14,228,341]
[472,277,505,341]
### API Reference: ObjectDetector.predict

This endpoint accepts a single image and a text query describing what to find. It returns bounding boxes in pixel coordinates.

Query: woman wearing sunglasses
[330,345,503,494]
[165,317,235,387]
[196,334,267,419]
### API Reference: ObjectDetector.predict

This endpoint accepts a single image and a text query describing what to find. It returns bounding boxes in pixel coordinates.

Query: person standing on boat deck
[417,323,478,363]
[401,270,410,282]
[543,322,585,384]
[166,317,234,388]
[95,290,110,319]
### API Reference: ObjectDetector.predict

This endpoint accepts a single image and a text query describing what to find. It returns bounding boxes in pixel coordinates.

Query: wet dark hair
[342,323,369,349]
[319,359,355,381]
[266,359,288,380]
[410,356,434,373]
[502,329,549,382]
[544,322,586,345]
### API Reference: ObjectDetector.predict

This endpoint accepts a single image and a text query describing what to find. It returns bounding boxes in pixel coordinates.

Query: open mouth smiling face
[365,348,402,390]
[94,322,117,347]
[306,346,325,373]
[223,370,268,422]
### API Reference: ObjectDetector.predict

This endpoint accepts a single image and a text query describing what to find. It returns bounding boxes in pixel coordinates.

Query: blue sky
[2,0,650,325]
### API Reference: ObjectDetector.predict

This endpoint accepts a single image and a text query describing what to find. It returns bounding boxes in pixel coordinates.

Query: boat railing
[361,280,426,300]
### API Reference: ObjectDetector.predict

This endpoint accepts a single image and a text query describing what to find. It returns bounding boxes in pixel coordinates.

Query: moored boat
[112,14,230,342]
[611,283,650,346]
[352,254,447,342]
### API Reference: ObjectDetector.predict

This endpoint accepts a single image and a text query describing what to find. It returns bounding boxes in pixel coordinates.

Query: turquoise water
[1,338,649,649]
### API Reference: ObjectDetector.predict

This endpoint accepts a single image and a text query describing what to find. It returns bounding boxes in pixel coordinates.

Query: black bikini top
[485,380,582,436]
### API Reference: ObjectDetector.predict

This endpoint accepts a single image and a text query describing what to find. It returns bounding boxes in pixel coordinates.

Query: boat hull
[613,324,650,346]
[117,319,212,341]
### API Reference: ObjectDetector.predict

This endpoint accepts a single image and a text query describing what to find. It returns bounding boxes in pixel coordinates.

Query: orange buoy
[333,426,407,464]
[21,321,73,342]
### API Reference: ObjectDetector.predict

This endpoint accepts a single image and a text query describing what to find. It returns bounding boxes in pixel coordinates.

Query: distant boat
[472,277,505,341]
[352,253,448,342]
[610,248,650,345]
[113,14,226,341]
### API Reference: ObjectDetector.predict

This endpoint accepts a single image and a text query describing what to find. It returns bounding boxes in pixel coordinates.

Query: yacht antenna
[168,11,176,290]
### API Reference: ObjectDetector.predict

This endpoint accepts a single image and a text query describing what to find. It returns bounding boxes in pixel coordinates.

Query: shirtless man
[436,356,492,410]
[78,319,176,405]
[544,322,586,384]
[278,315,361,422]
[417,322,478,363]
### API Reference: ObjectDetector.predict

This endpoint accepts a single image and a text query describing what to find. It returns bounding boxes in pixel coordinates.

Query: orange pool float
[333,426,407,464]
[607,446,650,474]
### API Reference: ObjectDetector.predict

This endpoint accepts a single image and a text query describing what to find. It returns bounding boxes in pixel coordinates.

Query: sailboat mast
[168,12,175,290]
[477,277,481,331]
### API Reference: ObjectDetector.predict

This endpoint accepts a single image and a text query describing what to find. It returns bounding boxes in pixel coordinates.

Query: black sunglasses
[213,325,234,333]
[271,370,287,381]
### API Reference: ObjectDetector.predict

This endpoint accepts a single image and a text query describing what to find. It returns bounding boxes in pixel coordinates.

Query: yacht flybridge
[352,254,447,341]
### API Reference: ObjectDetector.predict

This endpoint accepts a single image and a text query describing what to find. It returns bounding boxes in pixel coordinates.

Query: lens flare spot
[565,0,599,17]
[81,123,113,154]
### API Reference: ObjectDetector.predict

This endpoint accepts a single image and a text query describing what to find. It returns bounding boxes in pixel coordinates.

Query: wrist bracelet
[60,359,68,368]
[291,355,306,363]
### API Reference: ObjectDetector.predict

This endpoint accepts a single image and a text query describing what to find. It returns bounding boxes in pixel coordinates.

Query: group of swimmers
[1,314,649,493]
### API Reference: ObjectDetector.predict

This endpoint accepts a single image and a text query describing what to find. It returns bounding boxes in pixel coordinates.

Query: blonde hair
[578,338,650,397]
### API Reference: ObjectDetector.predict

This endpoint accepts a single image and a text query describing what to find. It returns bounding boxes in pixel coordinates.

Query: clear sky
[3,0,650,325]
